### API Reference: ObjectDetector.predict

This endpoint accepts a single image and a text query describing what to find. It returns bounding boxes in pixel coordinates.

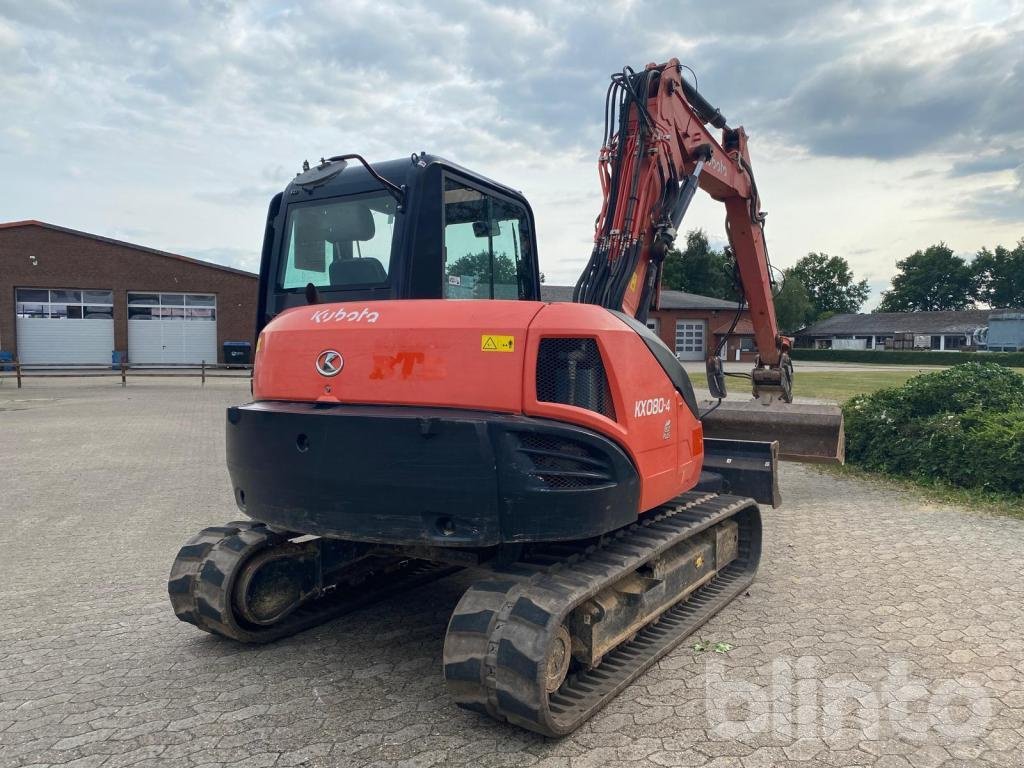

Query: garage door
[128,293,217,365]
[15,288,114,364]
[674,319,705,360]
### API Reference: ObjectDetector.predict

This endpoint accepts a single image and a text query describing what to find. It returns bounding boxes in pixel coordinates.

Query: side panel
[523,303,703,513]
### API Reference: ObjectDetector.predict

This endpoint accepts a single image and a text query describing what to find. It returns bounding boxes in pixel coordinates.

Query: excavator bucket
[701,400,845,464]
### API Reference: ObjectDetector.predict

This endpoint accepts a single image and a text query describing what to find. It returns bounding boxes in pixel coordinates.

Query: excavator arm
[576,59,844,459]
[575,58,791,400]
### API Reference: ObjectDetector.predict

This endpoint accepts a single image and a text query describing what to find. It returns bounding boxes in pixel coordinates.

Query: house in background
[540,285,754,361]
[794,310,1022,351]
[1,221,257,365]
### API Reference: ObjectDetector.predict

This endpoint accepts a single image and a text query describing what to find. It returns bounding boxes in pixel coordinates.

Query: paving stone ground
[1,378,1023,768]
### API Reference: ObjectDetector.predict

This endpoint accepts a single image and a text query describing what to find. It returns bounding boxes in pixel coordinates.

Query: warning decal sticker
[481,334,515,352]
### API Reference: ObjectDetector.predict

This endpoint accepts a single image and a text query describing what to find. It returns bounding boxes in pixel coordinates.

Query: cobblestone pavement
[2,379,1023,768]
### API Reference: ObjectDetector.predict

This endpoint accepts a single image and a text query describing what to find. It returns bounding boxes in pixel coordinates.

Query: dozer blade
[701,400,845,464]
[701,438,781,507]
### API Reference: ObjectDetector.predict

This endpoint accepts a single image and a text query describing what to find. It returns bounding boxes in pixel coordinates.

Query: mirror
[472,220,501,238]
[706,355,727,399]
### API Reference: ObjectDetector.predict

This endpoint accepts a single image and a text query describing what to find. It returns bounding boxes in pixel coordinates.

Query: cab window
[443,177,532,300]
[279,193,397,290]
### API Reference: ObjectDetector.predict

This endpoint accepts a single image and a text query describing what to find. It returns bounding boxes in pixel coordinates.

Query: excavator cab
[255,153,542,333]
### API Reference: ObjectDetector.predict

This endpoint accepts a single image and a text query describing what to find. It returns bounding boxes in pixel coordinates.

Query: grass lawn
[696,367,1024,403]
[786,370,919,402]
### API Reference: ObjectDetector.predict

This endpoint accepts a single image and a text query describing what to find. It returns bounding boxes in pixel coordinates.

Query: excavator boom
[576,59,843,462]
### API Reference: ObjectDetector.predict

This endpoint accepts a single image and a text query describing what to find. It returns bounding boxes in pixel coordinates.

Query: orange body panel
[254,300,543,413]
[254,299,704,516]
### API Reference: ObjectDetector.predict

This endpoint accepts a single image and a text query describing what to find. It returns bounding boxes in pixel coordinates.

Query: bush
[791,348,1024,366]
[842,363,1024,496]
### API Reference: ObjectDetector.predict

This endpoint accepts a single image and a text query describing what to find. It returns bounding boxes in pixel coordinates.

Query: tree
[973,240,1024,308]
[446,250,517,284]
[877,243,976,312]
[789,252,870,321]
[661,229,738,301]
[773,270,813,334]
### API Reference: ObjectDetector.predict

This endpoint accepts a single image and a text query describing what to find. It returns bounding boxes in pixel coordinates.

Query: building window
[674,320,705,355]
[646,318,660,335]
[739,336,755,352]
[128,292,216,320]
[16,288,113,319]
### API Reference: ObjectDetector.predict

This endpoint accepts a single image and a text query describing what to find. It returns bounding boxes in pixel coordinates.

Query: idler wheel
[233,547,309,626]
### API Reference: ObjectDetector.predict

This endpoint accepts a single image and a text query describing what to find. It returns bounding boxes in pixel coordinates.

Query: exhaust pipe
[701,400,845,464]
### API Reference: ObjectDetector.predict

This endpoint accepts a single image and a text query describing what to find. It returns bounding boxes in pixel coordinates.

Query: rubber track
[443,492,762,736]
[168,522,459,643]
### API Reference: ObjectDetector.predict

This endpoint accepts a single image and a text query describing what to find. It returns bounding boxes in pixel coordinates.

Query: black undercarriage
[168,402,775,736]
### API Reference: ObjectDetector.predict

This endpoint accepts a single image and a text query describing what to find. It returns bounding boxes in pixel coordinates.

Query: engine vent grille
[536,338,616,420]
[516,433,613,489]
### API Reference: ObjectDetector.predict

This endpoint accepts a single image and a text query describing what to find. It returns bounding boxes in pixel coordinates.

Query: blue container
[0,351,13,372]
[223,341,252,367]
[111,350,127,369]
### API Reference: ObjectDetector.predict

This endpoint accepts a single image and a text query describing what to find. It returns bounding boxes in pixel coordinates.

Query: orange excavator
[168,59,843,736]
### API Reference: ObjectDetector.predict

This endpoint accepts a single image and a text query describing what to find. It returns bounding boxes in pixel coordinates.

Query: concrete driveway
[2,378,1022,768]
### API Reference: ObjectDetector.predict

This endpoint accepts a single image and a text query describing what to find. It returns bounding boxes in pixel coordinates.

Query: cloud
[182,245,260,274]
[0,0,1021,281]
[950,149,1023,177]
[774,20,1024,160]
[959,163,1024,223]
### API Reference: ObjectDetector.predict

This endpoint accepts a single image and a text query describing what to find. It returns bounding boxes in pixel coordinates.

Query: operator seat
[329,257,388,286]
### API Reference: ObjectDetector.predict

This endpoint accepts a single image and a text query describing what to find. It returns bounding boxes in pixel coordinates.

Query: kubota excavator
[168,59,844,736]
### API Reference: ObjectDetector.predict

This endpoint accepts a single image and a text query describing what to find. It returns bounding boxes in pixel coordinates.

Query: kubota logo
[315,350,344,377]
[311,307,380,324]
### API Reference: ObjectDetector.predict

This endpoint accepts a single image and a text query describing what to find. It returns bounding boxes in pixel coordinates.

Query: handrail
[0,358,252,389]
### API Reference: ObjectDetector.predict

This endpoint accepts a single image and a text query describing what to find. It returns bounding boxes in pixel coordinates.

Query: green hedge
[791,348,1024,366]
[843,363,1024,496]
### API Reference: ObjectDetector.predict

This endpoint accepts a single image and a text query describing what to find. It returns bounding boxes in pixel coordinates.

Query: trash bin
[0,351,13,372]
[223,341,252,367]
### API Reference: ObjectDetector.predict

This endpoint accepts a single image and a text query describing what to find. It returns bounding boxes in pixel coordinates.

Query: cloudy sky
[2,0,1022,307]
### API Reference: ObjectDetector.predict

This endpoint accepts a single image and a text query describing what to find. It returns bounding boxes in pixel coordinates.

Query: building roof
[0,220,258,279]
[540,285,742,311]
[798,310,998,336]
[712,318,755,336]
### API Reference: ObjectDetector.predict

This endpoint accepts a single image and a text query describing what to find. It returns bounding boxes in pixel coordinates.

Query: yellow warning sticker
[481,334,515,352]
[628,273,638,292]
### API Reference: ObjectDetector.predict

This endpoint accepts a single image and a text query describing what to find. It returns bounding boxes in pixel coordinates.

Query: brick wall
[647,307,757,362]
[0,224,257,363]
